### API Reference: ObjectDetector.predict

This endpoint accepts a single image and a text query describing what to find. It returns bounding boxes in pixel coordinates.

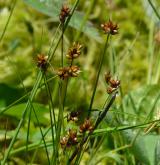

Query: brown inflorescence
[57,66,80,80]
[79,119,94,133]
[101,20,118,35]
[37,54,48,71]
[105,72,120,94]
[59,5,70,23]
[66,42,82,60]
[67,111,80,122]
[60,129,78,148]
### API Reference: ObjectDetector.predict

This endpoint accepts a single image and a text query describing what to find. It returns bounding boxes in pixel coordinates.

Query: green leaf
[3,103,49,124]
[23,0,102,42]
[0,83,25,108]
[121,130,160,165]
[122,85,160,119]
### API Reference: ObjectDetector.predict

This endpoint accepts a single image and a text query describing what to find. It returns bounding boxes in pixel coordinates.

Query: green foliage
[0,0,160,164]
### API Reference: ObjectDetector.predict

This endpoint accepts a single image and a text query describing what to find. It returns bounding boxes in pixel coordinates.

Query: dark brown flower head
[101,20,118,35]
[59,5,70,23]
[109,79,120,88]
[60,129,78,148]
[67,129,78,146]
[79,119,94,133]
[57,66,80,79]
[66,43,82,60]
[60,136,68,147]
[105,72,120,94]
[68,65,80,77]
[37,54,48,70]
[57,67,70,80]
[67,111,80,122]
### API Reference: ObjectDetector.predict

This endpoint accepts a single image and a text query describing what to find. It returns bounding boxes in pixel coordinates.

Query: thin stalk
[43,74,56,161]
[31,104,50,164]
[68,92,117,163]
[88,34,110,117]
[0,0,17,43]
[3,118,8,155]
[25,105,32,164]
[147,20,154,84]
[61,24,64,67]
[44,74,57,129]
[53,81,64,164]
[148,0,160,20]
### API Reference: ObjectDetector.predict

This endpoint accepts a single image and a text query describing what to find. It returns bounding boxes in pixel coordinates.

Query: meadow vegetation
[0,0,160,164]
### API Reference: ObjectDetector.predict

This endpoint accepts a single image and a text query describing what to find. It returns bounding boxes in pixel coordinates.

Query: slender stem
[88,34,110,117]
[148,0,160,20]
[31,104,50,164]
[61,24,64,67]
[69,92,117,163]
[0,0,17,43]
[43,74,56,162]
[25,105,32,164]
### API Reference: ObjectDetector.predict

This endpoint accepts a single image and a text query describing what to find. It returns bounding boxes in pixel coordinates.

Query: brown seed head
[105,72,120,94]
[59,5,70,23]
[68,65,80,77]
[67,111,79,122]
[66,43,82,60]
[37,54,48,70]
[60,129,78,148]
[79,119,94,133]
[101,20,118,35]
[57,66,80,79]
[57,67,70,80]
[109,79,120,88]
[67,129,78,146]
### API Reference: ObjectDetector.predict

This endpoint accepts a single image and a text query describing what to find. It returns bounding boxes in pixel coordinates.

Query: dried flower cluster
[60,129,78,148]
[57,65,80,80]
[67,111,80,122]
[66,42,82,60]
[59,5,70,23]
[105,72,120,94]
[79,119,94,133]
[37,54,48,71]
[57,42,82,79]
[101,20,118,35]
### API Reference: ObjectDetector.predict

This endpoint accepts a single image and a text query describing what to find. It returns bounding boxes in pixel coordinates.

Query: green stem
[88,34,110,117]
[148,0,160,20]
[0,0,17,43]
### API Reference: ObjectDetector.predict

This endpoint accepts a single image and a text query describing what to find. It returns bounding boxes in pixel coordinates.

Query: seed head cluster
[105,72,120,94]
[57,42,82,79]
[101,20,118,35]
[79,119,94,133]
[66,42,82,60]
[60,129,78,148]
[59,5,70,23]
[37,54,48,71]
[67,111,80,122]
